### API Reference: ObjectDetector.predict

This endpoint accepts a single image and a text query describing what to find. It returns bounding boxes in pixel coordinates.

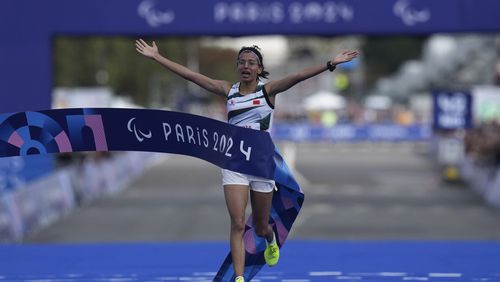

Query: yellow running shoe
[264,234,280,266]
[235,276,244,282]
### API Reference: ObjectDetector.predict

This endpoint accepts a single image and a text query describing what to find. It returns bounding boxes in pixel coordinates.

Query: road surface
[26,142,500,243]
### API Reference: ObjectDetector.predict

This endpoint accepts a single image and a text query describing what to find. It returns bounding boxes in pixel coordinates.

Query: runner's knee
[230,218,246,233]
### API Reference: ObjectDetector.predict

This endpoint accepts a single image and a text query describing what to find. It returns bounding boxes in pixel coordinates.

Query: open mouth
[241,71,251,77]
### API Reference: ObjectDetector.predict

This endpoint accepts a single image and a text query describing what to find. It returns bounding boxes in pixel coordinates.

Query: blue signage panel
[2,0,498,36]
[432,90,473,130]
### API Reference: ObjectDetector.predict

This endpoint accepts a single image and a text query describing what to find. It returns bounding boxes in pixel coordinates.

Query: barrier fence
[271,123,431,142]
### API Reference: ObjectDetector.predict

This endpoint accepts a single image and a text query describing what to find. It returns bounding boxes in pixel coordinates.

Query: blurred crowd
[296,102,424,126]
[465,121,500,168]
[191,99,429,127]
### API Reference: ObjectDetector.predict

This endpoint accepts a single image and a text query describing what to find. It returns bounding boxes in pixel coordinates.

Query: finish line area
[1,241,499,281]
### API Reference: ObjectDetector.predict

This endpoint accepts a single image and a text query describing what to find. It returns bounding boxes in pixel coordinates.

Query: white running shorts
[221,169,276,193]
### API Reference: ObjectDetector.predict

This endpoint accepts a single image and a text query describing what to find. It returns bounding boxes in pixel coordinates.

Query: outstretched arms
[135,39,232,97]
[265,50,359,97]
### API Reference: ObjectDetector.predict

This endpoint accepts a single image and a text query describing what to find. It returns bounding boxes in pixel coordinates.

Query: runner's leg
[250,189,274,241]
[224,185,249,277]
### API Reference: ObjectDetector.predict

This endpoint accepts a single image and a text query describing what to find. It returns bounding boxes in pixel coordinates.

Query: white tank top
[226,82,274,131]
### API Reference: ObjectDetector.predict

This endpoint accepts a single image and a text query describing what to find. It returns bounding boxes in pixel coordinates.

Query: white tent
[304,91,346,111]
[364,95,392,110]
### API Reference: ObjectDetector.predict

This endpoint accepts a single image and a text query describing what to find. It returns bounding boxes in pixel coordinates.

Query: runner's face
[237,52,262,83]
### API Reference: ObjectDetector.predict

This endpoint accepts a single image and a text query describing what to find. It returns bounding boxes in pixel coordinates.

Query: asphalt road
[26,142,500,243]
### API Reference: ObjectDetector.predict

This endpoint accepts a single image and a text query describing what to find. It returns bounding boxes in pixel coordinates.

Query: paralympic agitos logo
[393,0,431,26]
[138,0,175,27]
[127,117,153,142]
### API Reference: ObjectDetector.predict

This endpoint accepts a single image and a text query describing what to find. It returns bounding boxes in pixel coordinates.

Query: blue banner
[0,108,276,179]
[432,90,473,130]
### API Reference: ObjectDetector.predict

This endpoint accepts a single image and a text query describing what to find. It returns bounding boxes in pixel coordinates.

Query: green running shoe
[235,276,244,282]
[264,237,280,266]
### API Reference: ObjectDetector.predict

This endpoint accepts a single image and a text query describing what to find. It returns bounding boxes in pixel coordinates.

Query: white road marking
[429,273,462,278]
[309,271,342,276]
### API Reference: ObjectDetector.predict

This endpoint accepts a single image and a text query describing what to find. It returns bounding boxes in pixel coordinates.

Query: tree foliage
[362,36,428,88]
[53,37,239,107]
[53,37,191,106]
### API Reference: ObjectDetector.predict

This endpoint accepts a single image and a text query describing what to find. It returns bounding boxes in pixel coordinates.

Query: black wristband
[326,61,336,72]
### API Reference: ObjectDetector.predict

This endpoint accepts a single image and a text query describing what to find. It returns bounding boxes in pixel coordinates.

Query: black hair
[238,45,270,81]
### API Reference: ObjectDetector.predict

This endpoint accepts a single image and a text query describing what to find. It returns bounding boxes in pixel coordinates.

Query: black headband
[238,47,263,65]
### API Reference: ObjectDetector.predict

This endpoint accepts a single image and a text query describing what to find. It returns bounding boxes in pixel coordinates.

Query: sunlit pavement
[2,240,500,281]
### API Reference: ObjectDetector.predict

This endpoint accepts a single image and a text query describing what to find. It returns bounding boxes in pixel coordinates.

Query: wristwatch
[326,61,336,72]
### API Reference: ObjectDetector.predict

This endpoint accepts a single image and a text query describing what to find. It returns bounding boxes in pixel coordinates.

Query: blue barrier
[0,156,54,195]
[272,123,431,142]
